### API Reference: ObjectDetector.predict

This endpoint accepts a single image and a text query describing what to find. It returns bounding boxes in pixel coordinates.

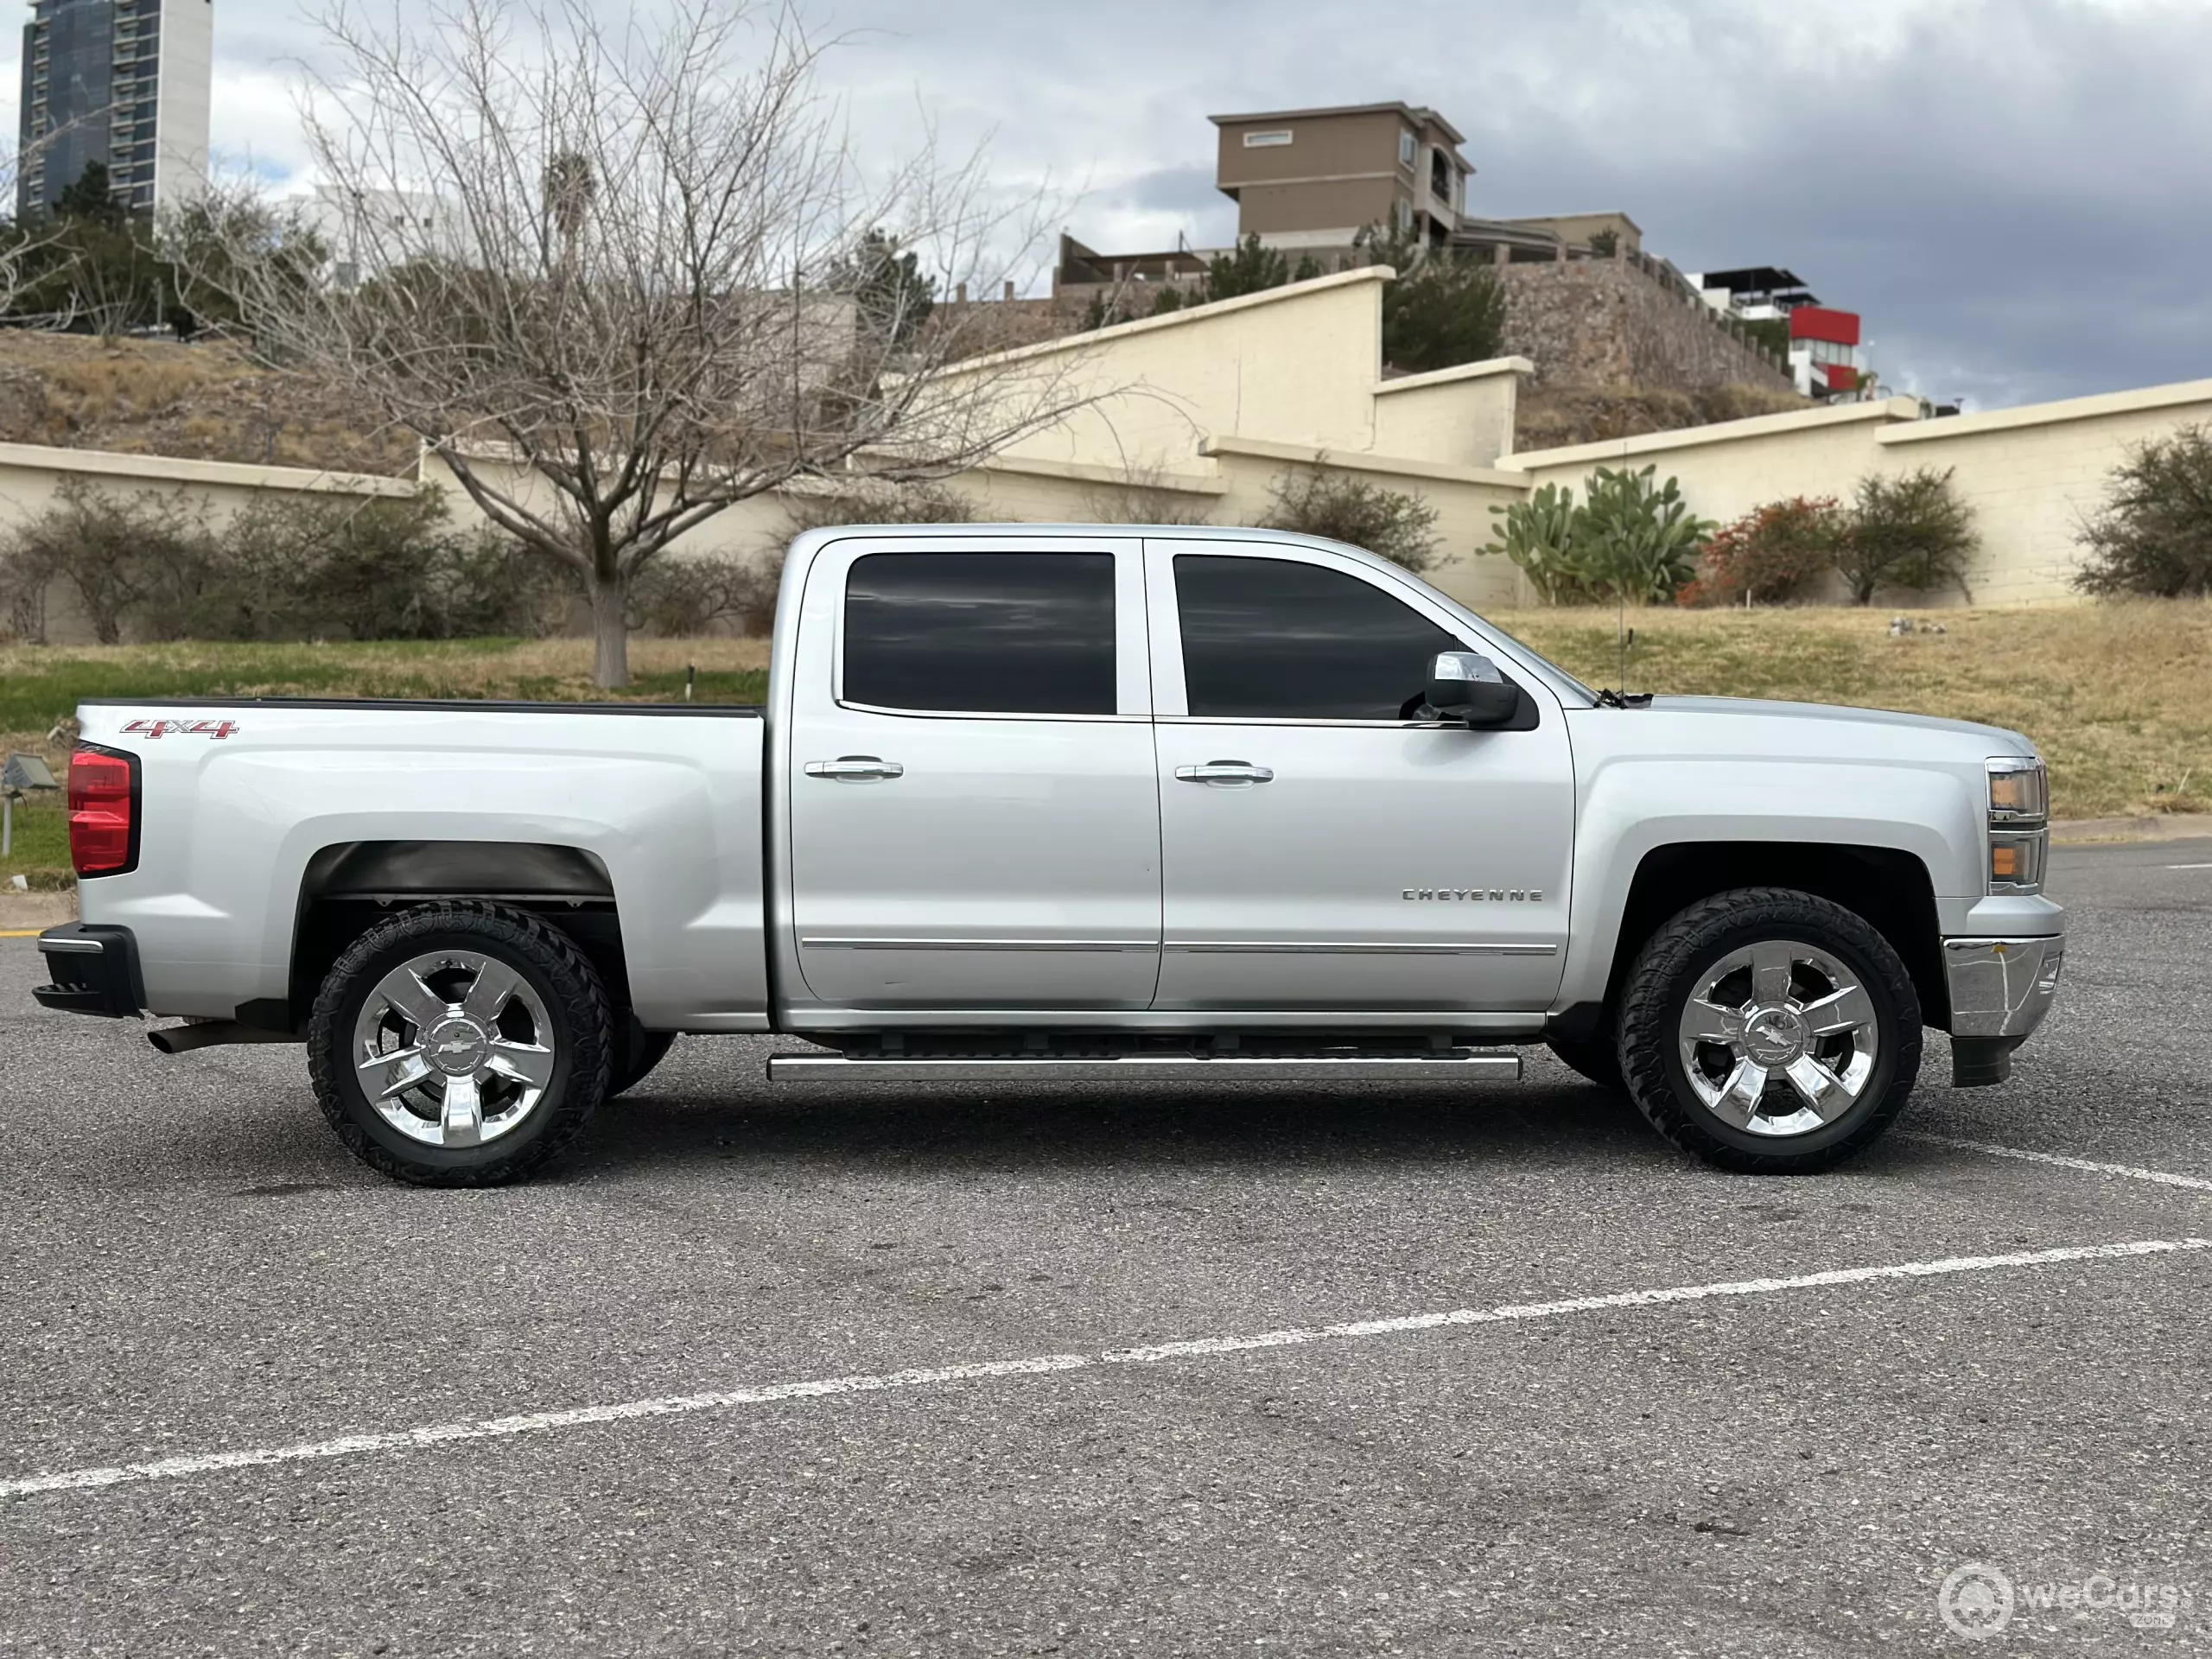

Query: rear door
[1147,538,1574,1014]
[785,535,1160,1011]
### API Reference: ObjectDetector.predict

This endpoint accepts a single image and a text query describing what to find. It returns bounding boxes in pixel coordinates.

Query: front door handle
[1175,760,1274,785]
[804,756,905,782]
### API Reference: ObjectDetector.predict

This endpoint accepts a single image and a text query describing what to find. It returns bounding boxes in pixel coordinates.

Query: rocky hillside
[0,331,413,474]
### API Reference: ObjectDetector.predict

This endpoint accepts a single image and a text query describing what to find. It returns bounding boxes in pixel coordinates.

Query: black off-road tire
[1618,887,1921,1174]
[308,899,613,1185]
[1547,1028,1624,1092]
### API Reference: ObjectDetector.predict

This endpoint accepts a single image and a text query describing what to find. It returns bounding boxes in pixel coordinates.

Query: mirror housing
[1427,652,1520,728]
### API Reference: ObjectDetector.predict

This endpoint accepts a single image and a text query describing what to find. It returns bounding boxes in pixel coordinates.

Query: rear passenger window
[1174,555,1462,721]
[843,552,1117,715]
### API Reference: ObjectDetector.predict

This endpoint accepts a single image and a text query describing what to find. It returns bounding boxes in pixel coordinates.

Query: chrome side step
[767,1051,1522,1084]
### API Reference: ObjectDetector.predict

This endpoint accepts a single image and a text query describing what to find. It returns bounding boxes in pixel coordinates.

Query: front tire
[1618,887,1920,1174]
[308,900,613,1185]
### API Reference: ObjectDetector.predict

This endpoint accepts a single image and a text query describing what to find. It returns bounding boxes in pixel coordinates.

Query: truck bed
[73,698,772,1033]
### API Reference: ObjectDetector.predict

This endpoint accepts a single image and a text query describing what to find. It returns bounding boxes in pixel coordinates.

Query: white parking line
[5,1236,2204,1503]
[1908,1132,2212,1193]
[2165,863,2212,870]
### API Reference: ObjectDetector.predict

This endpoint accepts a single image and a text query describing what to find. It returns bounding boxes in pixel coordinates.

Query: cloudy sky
[9,0,2208,409]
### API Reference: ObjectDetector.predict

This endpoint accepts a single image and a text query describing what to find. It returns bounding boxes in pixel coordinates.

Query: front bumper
[31,924,145,1018]
[1942,935,2063,1087]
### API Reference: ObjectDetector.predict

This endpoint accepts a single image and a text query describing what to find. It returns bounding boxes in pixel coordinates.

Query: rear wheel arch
[278,841,629,1033]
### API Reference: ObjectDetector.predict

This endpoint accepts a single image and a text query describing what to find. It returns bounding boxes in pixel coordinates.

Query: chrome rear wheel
[309,901,612,1186]
[353,950,558,1148]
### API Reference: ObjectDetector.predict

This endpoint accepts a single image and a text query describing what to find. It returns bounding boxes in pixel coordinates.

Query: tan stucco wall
[1502,380,2212,605]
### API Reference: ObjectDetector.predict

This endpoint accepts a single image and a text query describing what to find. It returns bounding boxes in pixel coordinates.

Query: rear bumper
[31,924,145,1018]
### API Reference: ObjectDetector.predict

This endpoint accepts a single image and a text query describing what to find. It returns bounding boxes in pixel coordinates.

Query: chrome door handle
[804,756,905,782]
[1175,761,1274,785]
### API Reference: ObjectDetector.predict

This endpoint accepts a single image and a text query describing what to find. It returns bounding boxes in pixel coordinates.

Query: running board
[766,1051,1522,1084]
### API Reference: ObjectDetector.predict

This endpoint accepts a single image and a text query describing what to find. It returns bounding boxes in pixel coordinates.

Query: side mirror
[1427,652,1520,728]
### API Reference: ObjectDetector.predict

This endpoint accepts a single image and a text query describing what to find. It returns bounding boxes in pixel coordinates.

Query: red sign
[1789,305,1861,346]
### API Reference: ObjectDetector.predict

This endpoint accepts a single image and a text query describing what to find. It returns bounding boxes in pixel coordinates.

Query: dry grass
[0,333,413,474]
[1495,601,2212,819]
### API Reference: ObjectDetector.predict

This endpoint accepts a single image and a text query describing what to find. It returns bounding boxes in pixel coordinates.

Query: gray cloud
[8,0,2197,407]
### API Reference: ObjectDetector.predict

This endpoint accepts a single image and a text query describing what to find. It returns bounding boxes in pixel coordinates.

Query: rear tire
[1618,887,1919,1174]
[308,900,612,1185]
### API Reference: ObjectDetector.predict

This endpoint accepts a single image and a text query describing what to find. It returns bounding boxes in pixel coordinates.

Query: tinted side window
[1174,555,1461,721]
[843,552,1117,715]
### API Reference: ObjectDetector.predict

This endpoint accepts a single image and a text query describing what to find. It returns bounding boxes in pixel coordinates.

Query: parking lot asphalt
[3,840,2209,1656]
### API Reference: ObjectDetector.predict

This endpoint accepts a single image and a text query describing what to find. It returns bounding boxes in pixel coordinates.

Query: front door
[786,536,1161,1012]
[1147,540,1575,1014]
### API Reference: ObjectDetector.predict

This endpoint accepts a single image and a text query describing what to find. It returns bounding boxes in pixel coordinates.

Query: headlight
[1986,757,2048,893]
[1986,757,2048,823]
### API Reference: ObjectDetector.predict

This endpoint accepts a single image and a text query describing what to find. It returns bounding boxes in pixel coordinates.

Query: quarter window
[1173,555,1462,721]
[842,551,1117,715]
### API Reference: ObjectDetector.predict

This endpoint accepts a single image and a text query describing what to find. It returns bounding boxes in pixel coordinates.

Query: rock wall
[1498,254,1796,396]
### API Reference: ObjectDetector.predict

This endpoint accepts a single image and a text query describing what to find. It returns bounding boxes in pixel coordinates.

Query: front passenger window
[1173,555,1462,721]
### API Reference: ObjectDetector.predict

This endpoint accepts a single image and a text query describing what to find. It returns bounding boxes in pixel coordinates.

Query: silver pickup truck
[34,524,2065,1185]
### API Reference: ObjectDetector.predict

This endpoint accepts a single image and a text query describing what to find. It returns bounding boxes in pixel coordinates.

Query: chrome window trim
[1155,715,1465,730]
[1164,940,1558,957]
[802,937,1160,952]
[831,701,1151,725]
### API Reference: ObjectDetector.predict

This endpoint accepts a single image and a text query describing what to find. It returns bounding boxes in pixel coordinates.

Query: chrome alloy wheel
[352,950,556,1147]
[1676,939,1878,1137]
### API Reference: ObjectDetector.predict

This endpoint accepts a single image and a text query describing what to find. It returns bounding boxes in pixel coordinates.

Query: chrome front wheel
[1620,888,1922,1174]
[1676,940,1878,1137]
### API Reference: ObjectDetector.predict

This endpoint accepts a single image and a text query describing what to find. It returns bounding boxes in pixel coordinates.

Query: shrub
[1834,467,1977,603]
[1484,466,1712,604]
[1577,465,1713,603]
[1381,251,1506,374]
[1084,465,1214,527]
[1684,496,1845,607]
[1259,469,1440,573]
[2,480,209,644]
[0,480,563,642]
[780,479,977,537]
[2073,424,2212,597]
[629,555,779,637]
[1484,481,1586,603]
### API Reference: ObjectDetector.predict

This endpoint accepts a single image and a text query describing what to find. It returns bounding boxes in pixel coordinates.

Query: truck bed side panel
[73,703,770,1032]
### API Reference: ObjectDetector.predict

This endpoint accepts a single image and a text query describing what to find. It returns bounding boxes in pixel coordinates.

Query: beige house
[1211,101,1473,251]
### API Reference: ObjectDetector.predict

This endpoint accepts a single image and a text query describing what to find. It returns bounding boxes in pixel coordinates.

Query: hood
[1642,696,2037,756]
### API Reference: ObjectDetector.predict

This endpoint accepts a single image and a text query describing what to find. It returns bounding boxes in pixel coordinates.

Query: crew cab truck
[34,524,2066,1185]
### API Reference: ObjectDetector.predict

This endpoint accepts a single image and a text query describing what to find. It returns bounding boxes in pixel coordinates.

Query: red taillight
[68,745,137,876]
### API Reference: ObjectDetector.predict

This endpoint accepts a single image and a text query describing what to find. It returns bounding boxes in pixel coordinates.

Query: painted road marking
[0,929,48,938]
[2166,863,2212,870]
[1909,1132,2212,1193]
[5,1236,2205,1502]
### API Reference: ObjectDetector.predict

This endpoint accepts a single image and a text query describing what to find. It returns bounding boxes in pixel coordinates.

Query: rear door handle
[804,756,905,782]
[1175,761,1274,785]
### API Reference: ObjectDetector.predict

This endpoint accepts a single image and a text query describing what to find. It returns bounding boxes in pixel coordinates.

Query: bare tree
[200,0,1090,685]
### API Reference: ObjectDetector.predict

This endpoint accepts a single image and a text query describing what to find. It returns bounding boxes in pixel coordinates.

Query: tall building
[16,0,213,219]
